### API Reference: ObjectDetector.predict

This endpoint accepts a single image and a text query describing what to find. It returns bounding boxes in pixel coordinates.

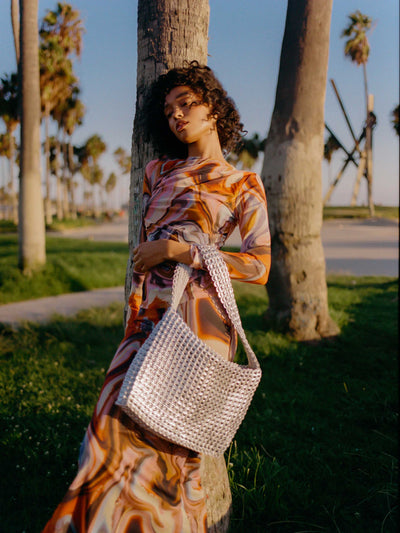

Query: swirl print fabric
[42,157,271,533]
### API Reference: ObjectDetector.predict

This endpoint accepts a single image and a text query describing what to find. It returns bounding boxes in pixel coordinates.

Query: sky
[0,0,398,207]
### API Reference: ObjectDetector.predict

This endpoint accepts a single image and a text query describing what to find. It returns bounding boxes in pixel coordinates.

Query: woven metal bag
[116,244,262,456]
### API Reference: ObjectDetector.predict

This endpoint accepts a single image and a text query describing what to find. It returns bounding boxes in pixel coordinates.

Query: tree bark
[18,0,46,273]
[126,1,232,530]
[261,0,339,341]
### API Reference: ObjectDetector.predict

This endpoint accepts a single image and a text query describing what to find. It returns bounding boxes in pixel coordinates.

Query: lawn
[0,235,128,304]
[0,275,397,532]
[323,205,399,220]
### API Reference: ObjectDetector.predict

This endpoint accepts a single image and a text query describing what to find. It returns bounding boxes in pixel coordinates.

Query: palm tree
[391,105,399,136]
[0,132,14,220]
[39,38,75,224]
[53,88,85,218]
[341,10,375,215]
[18,0,46,272]
[127,1,230,530]
[261,0,338,341]
[105,172,117,210]
[227,133,265,170]
[113,147,131,176]
[39,2,84,224]
[113,147,131,208]
[0,73,19,223]
[48,135,63,220]
[40,2,84,59]
[78,134,106,215]
[342,11,372,108]
[11,0,20,64]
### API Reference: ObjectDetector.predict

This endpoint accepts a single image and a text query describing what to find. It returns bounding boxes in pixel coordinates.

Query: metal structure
[323,79,376,209]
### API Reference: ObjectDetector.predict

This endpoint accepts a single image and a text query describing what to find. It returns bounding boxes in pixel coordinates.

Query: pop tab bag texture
[116,245,262,456]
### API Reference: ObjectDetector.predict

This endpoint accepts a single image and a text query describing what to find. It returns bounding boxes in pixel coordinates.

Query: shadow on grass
[1,278,398,533]
[229,277,398,532]
[0,305,125,532]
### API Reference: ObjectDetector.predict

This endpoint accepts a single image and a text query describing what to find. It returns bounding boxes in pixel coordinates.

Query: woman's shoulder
[145,157,186,177]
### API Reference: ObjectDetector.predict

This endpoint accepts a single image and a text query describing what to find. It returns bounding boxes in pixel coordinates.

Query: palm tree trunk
[8,132,18,224]
[127,2,231,530]
[44,111,53,225]
[55,138,63,220]
[261,0,339,341]
[61,140,70,218]
[68,140,77,219]
[18,0,46,273]
[11,0,20,65]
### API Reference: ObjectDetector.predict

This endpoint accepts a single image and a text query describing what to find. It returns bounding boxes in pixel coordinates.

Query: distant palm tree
[105,172,117,210]
[341,10,375,215]
[53,88,85,218]
[391,105,399,136]
[0,132,15,220]
[39,43,74,224]
[113,147,131,176]
[78,134,106,215]
[0,73,19,223]
[341,10,373,107]
[39,2,84,223]
[40,2,84,59]
[227,133,265,170]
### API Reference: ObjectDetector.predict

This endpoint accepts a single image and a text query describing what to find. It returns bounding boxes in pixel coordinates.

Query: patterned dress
[42,157,271,533]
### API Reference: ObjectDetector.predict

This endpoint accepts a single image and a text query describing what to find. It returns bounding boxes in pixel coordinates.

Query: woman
[43,62,271,533]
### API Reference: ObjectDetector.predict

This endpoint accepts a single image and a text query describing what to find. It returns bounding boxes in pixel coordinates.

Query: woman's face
[164,86,216,145]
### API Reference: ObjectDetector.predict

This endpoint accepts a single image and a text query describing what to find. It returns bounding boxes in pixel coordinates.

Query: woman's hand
[133,240,192,272]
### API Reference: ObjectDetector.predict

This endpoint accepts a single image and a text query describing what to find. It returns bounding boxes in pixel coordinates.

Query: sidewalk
[0,287,124,328]
[0,217,397,328]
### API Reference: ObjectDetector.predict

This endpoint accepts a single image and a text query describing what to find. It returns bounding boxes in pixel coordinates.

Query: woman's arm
[132,172,271,285]
[188,173,271,285]
[133,240,192,272]
[221,173,271,284]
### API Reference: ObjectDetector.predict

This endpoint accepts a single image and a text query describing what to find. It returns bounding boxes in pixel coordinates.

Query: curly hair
[143,61,245,159]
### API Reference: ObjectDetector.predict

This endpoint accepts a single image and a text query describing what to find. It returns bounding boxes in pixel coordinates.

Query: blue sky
[0,0,398,206]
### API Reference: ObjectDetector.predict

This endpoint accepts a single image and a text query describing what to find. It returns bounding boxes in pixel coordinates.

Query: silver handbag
[116,244,262,456]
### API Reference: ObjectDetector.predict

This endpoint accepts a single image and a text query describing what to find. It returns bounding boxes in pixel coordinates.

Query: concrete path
[53,215,399,277]
[1,217,397,328]
[0,287,125,328]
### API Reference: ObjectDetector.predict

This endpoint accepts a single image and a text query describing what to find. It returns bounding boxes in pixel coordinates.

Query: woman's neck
[187,131,225,162]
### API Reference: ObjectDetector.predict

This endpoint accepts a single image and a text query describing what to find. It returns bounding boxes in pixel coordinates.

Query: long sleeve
[221,172,271,284]
[188,172,271,284]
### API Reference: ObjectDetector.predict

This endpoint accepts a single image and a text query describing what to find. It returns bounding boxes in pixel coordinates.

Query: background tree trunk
[18,0,46,273]
[126,1,231,530]
[261,0,339,341]
[9,133,18,224]
[11,0,20,64]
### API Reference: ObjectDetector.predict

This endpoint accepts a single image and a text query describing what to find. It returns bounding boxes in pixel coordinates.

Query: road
[55,216,398,277]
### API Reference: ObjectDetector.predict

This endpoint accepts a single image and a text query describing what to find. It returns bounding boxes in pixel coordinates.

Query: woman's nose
[172,105,184,118]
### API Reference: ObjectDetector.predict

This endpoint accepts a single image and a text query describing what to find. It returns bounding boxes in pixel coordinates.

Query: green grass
[0,276,397,532]
[0,235,128,304]
[323,205,399,220]
[0,215,109,234]
[46,216,99,232]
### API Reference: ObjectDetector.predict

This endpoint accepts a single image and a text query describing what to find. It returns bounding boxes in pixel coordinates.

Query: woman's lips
[176,121,188,132]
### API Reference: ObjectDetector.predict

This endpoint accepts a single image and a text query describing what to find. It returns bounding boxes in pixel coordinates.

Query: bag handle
[170,245,260,370]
